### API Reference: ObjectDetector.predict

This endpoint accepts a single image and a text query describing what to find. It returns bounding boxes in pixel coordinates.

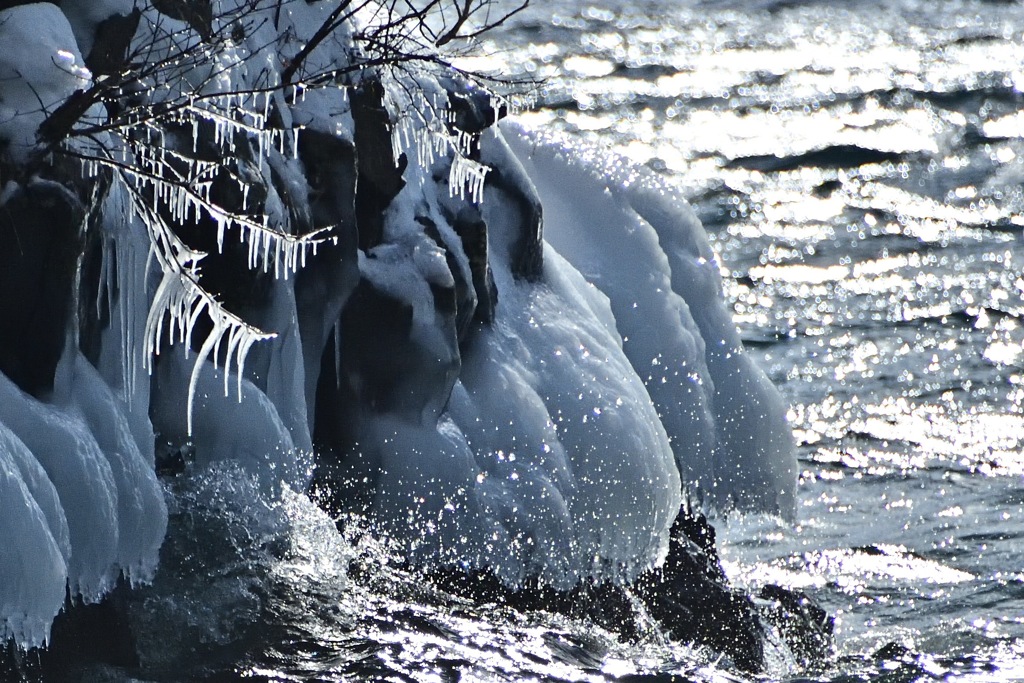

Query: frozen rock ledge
[0,0,801,672]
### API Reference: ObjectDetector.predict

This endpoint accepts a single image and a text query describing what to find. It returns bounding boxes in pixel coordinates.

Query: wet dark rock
[0,0,56,10]
[333,275,460,420]
[873,641,913,661]
[0,180,84,396]
[418,506,833,675]
[421,566,641,643]
[811,178,843,198]
[0,582,139,683]
[351,80,407,251]
[418,214,480,340]
[76,192,110,369]
[152,0,213,40]
[481,134,544,280]
[309,324,364,512]
[298,128,358,233]
[331,281,405,417]
[295,127,360,421]
[266,147,314,236]
[442,78,506,136]
[449,205,497,326]
[311,268,462,512]
[758,584,834,667]
[84,9,142,76]
[635,509,764,673]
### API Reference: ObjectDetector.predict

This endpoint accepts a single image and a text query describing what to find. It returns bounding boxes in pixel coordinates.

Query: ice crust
[0,353,166,648]
[353,125,794,587]
[503,126,797,515]
[0,0,794,649]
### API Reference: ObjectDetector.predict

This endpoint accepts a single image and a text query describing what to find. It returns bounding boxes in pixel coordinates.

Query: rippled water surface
[113,1,1024,681]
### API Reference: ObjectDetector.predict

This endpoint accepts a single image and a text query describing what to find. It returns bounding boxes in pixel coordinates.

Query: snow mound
[0,353,166,648]
[503,125,797,515]
[0,4,94,163]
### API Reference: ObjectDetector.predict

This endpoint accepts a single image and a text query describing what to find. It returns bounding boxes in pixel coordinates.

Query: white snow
[0,348,167,647]
[0,4,95,163]
[502,124,797,516]
[150,347,311,499]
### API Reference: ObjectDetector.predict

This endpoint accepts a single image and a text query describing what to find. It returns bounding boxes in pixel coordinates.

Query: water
[94,1,1024,680]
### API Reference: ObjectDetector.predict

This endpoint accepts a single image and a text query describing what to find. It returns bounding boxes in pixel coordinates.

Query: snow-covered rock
[0,0,796,651]
[0,4,94,163]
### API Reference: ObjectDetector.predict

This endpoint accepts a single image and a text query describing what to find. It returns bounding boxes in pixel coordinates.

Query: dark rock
[298,128,358,233]
[417,506,828,675]
[334,275,460,419]
[350,79,407,251]
[152,0,213,40]
[35,89,101,156]
[295,127,360,422]
[418,214,480,341]
[0,180,84,396]
[311,270,462,512]
[726,144,904,173]
[480,134,544,280]
[874,641,913,661]
[0,0,57,10]
[635,508,764,673]
[309,322,365,512]
[449,205,497,326]
[84,9,142,76]
[442,78,507,136]
[1,581,139,683]
[76,191,110,369]
[758,584,834,667]
[337,280,414,415]
[266,147,313,235]
[421,567,642,642]
[811,178,843,198]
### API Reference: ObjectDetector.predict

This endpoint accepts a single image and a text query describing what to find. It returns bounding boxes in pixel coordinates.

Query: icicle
[186,320,219,434]
[449,154,489,204]
[120,237,137,408]
[222,327,242,398]
[217,217,227,253]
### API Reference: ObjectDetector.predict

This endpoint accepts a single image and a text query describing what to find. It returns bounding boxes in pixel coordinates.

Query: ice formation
[0,0,795,649]
[0,4,167,648]
[503,128,796,514]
